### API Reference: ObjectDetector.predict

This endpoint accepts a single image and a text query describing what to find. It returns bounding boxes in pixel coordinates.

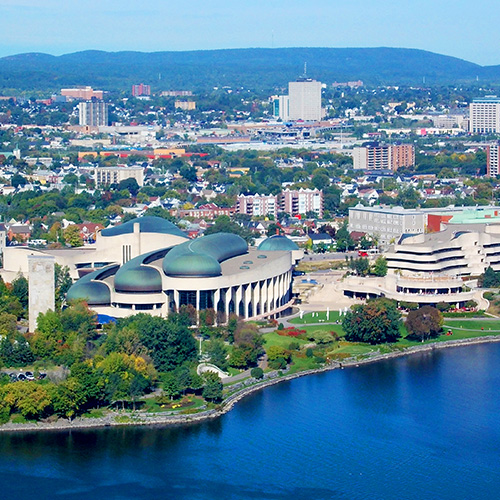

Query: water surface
[1,343,499,499]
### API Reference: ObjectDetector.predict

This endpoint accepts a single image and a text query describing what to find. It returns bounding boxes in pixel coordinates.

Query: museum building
[67,232,301,321]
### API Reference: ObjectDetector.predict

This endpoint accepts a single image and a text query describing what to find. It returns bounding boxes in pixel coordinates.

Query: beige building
[61,86,104,100]
[67,233,300,321]
[352,144,415,171]
[385,223,500,277]
[1,217,188,281]
[95,165,144,188]
[175,101,196,111]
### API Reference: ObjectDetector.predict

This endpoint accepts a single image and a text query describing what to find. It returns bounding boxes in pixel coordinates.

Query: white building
[348,204,425,247]
[470,97,500,134]
[288,78,323,121]
[487,143,500,177]
[272,95,290,121]
[236,194,278,217]
[95,165,144,188]
[385,223,500,277]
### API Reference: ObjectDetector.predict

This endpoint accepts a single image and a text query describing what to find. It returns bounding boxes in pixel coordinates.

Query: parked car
[25,371,35,380]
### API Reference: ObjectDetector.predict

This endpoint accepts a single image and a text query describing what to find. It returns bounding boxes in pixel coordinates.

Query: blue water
[1,343,500,500]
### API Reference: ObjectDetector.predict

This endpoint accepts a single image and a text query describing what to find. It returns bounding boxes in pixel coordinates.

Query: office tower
[288,78,322,121]
[470,97,500,133]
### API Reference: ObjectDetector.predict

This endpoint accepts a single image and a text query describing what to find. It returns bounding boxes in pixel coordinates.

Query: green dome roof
[163,233,248,277]
[115,266,162,293]
[66,265,118,305]
[164,253,221,277]
[67,281,111,305]
[114,248,169,293]
[258,235,299,251]
[101,216,187,239]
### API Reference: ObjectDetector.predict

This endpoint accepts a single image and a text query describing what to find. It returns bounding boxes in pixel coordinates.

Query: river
[1,342,499,499]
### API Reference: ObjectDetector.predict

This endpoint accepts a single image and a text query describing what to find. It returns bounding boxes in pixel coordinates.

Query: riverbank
[2,334,500,434]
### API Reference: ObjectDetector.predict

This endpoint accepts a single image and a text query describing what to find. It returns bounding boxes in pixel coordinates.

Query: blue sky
[1,0,499,65]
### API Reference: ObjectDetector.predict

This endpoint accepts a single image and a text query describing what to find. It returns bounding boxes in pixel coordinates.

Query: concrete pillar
[28,255,55,333]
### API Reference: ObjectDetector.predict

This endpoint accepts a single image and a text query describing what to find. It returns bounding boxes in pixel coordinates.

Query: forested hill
[0,47,499,93]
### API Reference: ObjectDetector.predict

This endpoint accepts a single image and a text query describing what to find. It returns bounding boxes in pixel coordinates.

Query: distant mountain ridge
[0,47,499,92]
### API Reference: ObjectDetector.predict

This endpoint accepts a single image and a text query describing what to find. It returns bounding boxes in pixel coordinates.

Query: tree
[479,266,500,288]
[161,372,180,400]
[342,298,401,344]
[371,256,388,277]
[118,178,140,196]
[11,275,28,310]
[405,306,443,342]
[11,173,27,188]
[335,223,355,252]
[203,215,254,244]
[206,339,228,371]
[54,264,72,308]
[350,257,370,276]
[250,367,264,379]
[202,372,223,402]
[119,314,197,371]
[63,225,83,247]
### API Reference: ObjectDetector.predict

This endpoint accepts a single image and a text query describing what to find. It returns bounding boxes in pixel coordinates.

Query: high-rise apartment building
[281,188,323,218]
[78,99,109,127]
[352,144,415,171]
[132,83,151,97]
[288,78,323,121]
[236,194,279,217]
[470,97,500,133]
[487,143,500,177]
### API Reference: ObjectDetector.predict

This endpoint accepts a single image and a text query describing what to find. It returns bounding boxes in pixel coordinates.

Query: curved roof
[258,235,299,251]
[114,248,170,293]
[163,233,248,277]
[66,264,119,305]
[100,216,187,239]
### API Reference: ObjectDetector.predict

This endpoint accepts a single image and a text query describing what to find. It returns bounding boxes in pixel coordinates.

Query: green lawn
[262,331,309,348]
[289,310,343,324]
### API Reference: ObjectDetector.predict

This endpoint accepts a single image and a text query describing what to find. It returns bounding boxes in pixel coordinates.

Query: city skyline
[1,0,500,66]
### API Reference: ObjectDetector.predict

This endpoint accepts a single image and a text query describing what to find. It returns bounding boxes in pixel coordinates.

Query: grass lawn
[289,310,343,325]
[300,323,345,336]
[262,331,309,348]
[287,355,320,374]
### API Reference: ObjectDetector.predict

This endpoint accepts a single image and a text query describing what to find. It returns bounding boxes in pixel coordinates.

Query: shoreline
[2,334,500,434]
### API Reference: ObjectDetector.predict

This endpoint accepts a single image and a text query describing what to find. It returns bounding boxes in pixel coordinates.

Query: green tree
[203,215,255,244]
[119,314,197,371]
[202,372,223,402]
[63,225,83,247]
[206,339,228,371]
[11,275,29,311]
[161,372,180,400]
[405,306,443,342]
[371,256,388,277]
[342,298,401,344]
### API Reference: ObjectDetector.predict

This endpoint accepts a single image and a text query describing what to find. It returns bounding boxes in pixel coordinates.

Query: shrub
[305,348,314,358]
[288,341,300,350]
[250,367,264,379]
[268,357,287,370]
